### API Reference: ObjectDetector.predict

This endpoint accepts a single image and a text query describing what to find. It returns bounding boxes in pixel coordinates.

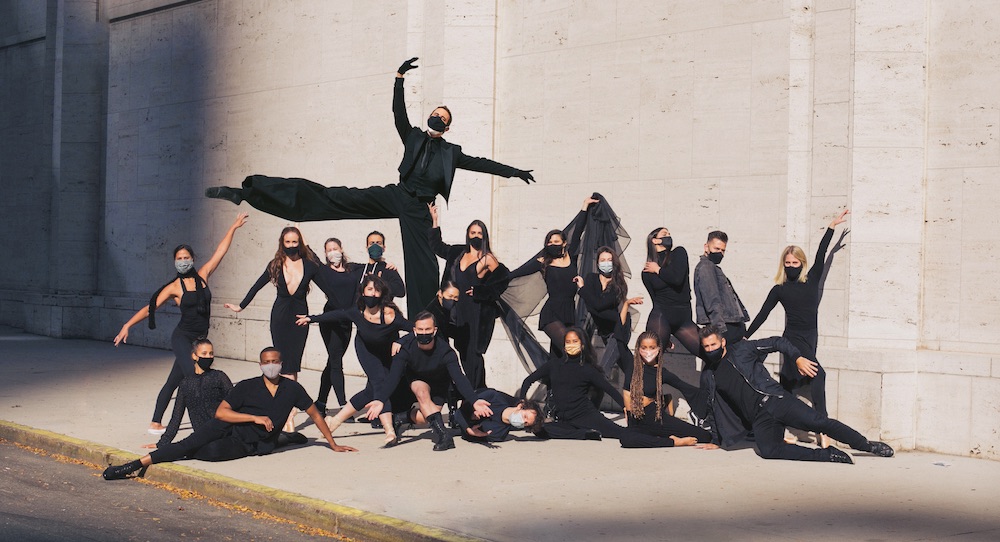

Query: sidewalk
[1,325,999,541]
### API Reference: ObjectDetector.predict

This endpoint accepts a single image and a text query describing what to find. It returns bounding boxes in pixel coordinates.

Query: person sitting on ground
[103,347,356,480]
[697,325,894,464]
[363,311,493,451]
[143,338,233,449]
[452,388,544,442]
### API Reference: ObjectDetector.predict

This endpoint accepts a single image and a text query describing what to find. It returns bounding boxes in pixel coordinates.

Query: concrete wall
[1,0,998,460]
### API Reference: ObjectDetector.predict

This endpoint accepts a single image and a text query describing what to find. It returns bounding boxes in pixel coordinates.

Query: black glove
[515,169,535,184]
[397,57,419,75]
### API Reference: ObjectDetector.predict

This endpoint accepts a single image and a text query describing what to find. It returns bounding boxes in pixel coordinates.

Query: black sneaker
[205,186,243,205]
[584,429,602,441]
[827,446,854,464]
[102,460,142,480]
[866,441,895,457]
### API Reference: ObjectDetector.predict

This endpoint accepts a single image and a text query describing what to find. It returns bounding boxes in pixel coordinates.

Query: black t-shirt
[225,376,314,454]
[714,359,762,425]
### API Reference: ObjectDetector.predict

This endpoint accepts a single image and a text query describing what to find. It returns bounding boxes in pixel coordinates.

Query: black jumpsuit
[153,276,212,424]
[577,273,632,373]
[746,228,834,416]
[312,263,359,407]
[642,246,700,356]
[239,260,321,374]
[623,363,711,443]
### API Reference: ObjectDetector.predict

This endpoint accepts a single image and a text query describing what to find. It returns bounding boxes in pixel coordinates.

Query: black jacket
[702,337,802,449]
[394,78,523,202]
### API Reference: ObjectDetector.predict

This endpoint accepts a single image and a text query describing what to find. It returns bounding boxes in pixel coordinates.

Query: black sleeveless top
[177,276,211,333]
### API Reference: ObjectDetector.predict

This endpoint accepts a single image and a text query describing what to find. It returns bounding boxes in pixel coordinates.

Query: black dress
[240,260,321,374]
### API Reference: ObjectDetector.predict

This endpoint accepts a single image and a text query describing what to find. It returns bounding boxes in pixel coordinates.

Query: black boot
[827,447,854,464]
[205,186,243,205]
[865,440,895,457]
[427,412,455,451]
[583,429,602,441]
[392,410,412,436]
[102,459,143,480]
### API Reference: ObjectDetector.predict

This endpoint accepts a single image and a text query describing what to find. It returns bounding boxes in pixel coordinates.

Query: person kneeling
[104,347,356,480]
[364,311,492,451]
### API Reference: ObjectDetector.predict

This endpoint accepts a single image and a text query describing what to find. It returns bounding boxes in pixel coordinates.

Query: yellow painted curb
[0,420,487,542]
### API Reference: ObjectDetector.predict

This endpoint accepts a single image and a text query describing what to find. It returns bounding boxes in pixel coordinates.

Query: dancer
[693,230,749,345]
[296,275,411,447]
[453,389,545,442]
[312,237,357,414]
[102,347,356,480]
[576,246,634,373]
[114,212,248,434]
[698,325,894,463]
[205,57,534,317]
[746,209,849,439]
[509,196,599,356]
[226,227,322,431]
[642,227,700,356]
[426,280,460,341]
[428,203,510,388]
[356,230,406,300]
[143,338,233,449]
[624,331,712,444]
[519,327,697,448]
[363,312,493,451]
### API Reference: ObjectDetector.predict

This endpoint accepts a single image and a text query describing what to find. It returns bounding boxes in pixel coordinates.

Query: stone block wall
[1,0,998,460]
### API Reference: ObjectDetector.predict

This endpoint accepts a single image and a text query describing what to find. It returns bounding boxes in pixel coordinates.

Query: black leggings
[317,321,352,406]
[627,402,712,443]
[152,327,203,423]
[453,324,487,390]
[149,424,251,464]
[645,306,700,355]
[753,395,867,462]
[779,329,827,416]
[543,321,570,357]
[540,409,678,448]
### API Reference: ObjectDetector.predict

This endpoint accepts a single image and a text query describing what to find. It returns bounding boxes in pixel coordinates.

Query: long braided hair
[628,330,664,422]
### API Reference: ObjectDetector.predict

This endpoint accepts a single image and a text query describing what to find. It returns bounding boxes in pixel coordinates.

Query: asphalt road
[0,439,349,542]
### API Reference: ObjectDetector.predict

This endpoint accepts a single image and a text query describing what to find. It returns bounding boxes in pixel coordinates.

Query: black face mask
[659,236,673,251]
[283,246,299,258]
[702,347,724,365]
[196,357,214,371]
[707,252,724,265]
[441,298,456,311]
[428,115,448,133]
[468,237,484,250]
[784,266,802,281]
[544,244,564,258]
[362,295,380,308]
[415,333,435,345]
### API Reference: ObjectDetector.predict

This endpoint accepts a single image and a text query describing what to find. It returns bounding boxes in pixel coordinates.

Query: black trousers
[779,328,827,417]
[627,402,712,443]
[453,324,487,389]
[241,175,438,318]
[152,327,203,423]
[149,424,252,464]
[752,395,868,462]
[540,410,678,448]
[317,321,352,406]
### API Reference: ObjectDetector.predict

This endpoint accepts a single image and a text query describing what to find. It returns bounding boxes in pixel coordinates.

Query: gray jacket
[694,255,749,332]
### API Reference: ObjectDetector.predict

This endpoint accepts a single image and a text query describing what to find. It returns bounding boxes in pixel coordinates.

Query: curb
[0,420,487,542]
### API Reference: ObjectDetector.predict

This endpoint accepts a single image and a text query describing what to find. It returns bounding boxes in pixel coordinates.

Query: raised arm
[509,258,543,279]
[113,283,176,345]
[519,361,552,399]
[198,213,249,280]
[393,57,419,140]
[745,286,780,338]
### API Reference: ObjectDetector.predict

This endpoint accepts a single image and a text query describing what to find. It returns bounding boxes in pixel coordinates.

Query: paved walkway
[1,325,999,541]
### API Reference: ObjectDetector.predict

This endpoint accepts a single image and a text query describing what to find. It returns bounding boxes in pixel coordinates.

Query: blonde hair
[775,245,809,284]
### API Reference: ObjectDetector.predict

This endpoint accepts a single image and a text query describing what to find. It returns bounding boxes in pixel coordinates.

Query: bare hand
[473,399,493,418]
[384,261,398,271]
[581,196,599,210]
[626,296,644,306]
[427,202,439,226]
[232,212,249,229]
[254,416,274,432]
[572,275,584,288]
[643,261,661,274]
[830,209,850,228]
[295,315,311,326]
[465,287,474,297]
[391,342,402,356]
[113,326,129,346]
[224,303,242,313]
[364,400,385,420]
[467,425,492,438]
[140,442,158,449]
[670,436,698,447]
[330,444,358,452]
[696,443,720,450]
[796,357,819,378]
